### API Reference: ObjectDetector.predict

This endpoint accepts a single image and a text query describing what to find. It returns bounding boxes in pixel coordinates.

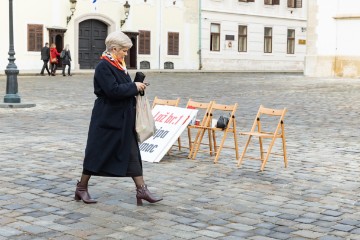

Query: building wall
[201,0,307,71]
[1,0,308,72]
[0,0,199,71]
[131,0,199,70]
[305,0,360,77]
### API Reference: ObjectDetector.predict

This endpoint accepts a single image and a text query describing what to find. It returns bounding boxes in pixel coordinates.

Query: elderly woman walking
[74,30,162,206]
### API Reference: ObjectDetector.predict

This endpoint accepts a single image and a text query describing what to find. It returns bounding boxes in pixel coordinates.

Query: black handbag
[134,72,146,83]
[216,116,229,130]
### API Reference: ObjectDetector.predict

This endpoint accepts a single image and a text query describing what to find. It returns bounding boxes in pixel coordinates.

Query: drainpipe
[158,0,162,69]
[198,0,202,70]
[334,0,339,77]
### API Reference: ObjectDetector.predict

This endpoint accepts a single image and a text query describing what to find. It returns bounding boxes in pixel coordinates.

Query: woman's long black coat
[83,59,140,176]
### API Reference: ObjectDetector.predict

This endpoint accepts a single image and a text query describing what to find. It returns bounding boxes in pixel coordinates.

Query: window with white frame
[288,0,302,8]
[287,29,295,54]
[264,27,272,53]
[265,0,279,5]
[238,25,247,52]
[210,23,220,51]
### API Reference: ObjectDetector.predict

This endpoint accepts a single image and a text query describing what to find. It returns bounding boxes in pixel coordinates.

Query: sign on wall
[140,105,198,163]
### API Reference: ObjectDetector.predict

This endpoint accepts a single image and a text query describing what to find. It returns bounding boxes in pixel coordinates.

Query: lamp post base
[0,103,36,108]
[4,93,20,103]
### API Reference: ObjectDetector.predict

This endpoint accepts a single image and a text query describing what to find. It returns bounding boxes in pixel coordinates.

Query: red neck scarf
[100,51,127,73]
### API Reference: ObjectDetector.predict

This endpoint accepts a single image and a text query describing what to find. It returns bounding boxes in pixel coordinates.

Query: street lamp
[66,0,77,25]
[1,0,35,108]
[120,1,130,27]
[4,0,20,103]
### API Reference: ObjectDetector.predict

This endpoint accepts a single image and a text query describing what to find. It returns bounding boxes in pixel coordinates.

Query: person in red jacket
[49,43,60,76]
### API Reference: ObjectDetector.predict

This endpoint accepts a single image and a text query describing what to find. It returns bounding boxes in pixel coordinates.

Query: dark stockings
[79,174,91,187]
[80,174,144,187]
[132,176,145,187]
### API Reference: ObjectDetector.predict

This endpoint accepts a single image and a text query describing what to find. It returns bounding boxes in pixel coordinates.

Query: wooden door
[79,19,107,69]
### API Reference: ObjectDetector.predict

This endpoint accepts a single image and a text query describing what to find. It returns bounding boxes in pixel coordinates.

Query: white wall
[201,0,307,71]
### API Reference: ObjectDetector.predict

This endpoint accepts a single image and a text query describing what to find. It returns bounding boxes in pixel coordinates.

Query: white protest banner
[139,105,198,163]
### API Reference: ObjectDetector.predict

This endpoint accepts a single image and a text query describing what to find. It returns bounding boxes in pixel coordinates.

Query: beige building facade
[305,0,360,78]
[1,0,307,72]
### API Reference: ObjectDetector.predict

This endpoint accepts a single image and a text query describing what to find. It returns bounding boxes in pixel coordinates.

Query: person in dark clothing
[61,44,72,76]
[74,30,162,206]
[40,43,50,76]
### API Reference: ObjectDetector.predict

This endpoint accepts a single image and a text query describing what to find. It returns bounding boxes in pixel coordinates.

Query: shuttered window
[139,30,151,55]
[28,24,43,51]
[168,32,179,55]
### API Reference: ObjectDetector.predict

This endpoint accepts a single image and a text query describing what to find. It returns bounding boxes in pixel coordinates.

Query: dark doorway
[79,19,107,69]
[124,32,139,69]
[48,28,66,68]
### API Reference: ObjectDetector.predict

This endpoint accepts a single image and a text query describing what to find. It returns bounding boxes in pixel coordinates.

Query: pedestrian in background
[74,30,162,206]
[61,44,72,76]
[49,43,60,76]
[40,42,50,76]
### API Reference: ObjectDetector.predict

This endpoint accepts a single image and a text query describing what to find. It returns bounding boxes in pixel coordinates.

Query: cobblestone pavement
[0,72,360,240]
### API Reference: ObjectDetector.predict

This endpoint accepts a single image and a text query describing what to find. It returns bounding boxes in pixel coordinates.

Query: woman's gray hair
[105,31,133,51]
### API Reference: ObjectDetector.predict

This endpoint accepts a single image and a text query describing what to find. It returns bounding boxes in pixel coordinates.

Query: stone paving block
[226,223,256,231]
[248,236,278,240]
[321,210,343,217]
[319,235,344,240]
[294,217,317,224]
[268,231,292,240]
[21,225,51,234]
[168,230,203,239]
[329,230,352,238]
[221,236,245,240]
[331,224,355,232]
[292,230,326,239]
[0,226,23,237]
[190,222,209,228]
[196,229,225,238]
[207,225,233,234]
[255,222,276,230]
[262,211,282,217]
[351,228,360,234]
[148,234,175,240]
[339,219,360,226]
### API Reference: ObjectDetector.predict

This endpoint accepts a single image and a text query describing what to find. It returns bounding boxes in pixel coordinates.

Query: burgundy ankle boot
[74,181,97,204]
[136,185,163,206]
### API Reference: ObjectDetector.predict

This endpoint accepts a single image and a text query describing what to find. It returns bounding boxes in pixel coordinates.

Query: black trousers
[40,60,50,75]
[62,63,71,75]
[50,63,57,74]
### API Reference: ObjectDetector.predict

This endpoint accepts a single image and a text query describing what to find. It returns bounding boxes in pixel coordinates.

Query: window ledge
[334,14,360,20]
